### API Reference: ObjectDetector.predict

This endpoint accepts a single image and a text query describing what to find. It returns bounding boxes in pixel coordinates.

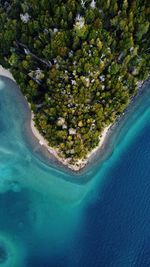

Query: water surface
[0,76,150,267]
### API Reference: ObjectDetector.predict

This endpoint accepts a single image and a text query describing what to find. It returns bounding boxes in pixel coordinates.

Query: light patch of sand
[0,65,15,81]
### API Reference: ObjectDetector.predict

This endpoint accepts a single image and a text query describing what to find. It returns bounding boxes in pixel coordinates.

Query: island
[0,0,149,171]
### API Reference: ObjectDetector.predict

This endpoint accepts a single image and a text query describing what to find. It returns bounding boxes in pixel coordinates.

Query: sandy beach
[0,65,15,82]
[0,65,111,171]
[31,113,111,171]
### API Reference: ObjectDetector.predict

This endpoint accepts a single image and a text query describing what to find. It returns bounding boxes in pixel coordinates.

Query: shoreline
[1,65,149,173]
[31,113,111,171]
[0,65,15,82]
[0,65,111,171]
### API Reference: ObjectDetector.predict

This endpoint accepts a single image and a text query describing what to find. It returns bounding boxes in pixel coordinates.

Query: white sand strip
[0,65,15,81]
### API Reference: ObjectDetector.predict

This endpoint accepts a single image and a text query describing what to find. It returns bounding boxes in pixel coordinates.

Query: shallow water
[0,76,150,267]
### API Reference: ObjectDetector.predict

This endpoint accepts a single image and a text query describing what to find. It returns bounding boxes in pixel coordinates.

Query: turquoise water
[0,76,150,266]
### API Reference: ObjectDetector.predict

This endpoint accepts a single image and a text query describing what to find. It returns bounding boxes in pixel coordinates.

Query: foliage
[0,0,149,162]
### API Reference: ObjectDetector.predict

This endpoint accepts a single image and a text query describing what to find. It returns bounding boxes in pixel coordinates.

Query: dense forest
[0,0,149,163]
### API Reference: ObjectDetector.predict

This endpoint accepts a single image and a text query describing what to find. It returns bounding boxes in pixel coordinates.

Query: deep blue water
[0,76,150,267]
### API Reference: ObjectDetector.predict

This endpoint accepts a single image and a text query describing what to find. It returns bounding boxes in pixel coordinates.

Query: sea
[0,76,150,267]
